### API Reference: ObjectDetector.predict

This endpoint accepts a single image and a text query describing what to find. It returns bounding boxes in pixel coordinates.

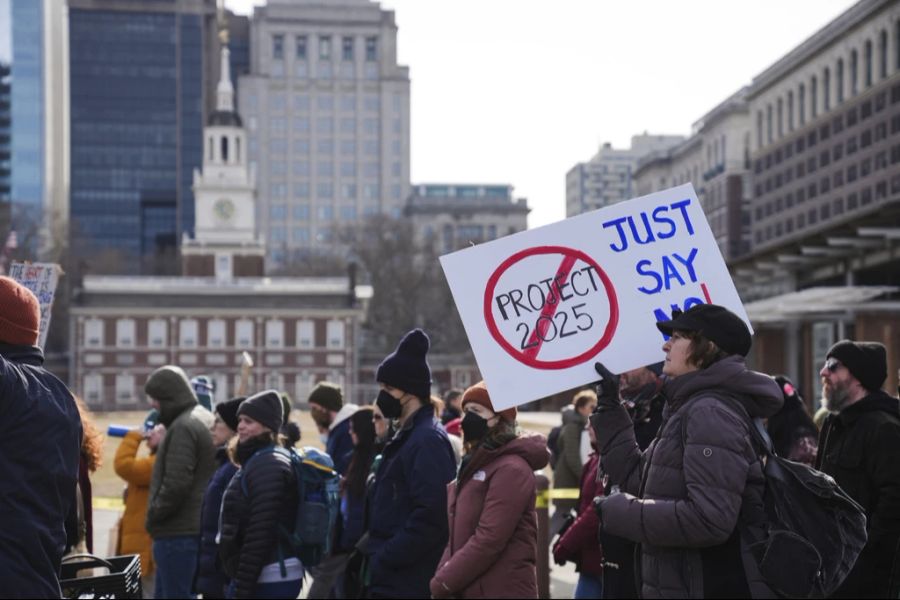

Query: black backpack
[547,425,562,469]
[716,398,868,598]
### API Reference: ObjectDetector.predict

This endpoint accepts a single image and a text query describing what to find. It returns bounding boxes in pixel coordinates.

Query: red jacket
[556,451,604,576]
[430,434,549,599]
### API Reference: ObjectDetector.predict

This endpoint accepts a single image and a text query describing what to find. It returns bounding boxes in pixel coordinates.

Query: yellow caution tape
[535,488,581,508]
[93,497,125,510]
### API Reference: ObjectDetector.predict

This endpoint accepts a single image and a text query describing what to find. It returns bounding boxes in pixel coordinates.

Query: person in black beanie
[364,329,457,599]
[815,340,900,598]
[196,396,244,598]
[219,390,304,598]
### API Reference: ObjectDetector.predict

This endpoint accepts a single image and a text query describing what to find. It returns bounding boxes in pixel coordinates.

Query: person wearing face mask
[590,304,783,598]
[429,381,549,599]
[814,340,900,598]
[307,382,357,475]
[365,329,456,599]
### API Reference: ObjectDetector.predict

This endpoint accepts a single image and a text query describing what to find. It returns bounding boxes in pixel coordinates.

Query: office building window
[293,203,310,220]
[294,181,310,199]
[83,374,103,405]
[116,374,136,404]
[273,34,284,59]
[296,35,307,60]
[235,320,254,348]
[293,226,310,242]
[319,35,331,60]
[342,37,354,61]
[365,37,377,61]
[318,205,334,220]
[823,68,830,111]
[317,182,334,198]
[865,39,873,87]
[837,58,844,103]
[851,49,858,95]
[266,320,285,348]
[326,320,345,349]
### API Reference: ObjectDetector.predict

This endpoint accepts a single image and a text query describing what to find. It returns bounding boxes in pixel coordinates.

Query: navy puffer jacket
[0,345,82,598]
[196,446,238,597]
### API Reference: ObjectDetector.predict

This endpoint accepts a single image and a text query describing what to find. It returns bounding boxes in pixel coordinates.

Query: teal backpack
[242,445,341,568]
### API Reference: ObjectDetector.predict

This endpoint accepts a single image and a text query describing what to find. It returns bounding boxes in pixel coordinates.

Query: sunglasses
[824,358,842,373]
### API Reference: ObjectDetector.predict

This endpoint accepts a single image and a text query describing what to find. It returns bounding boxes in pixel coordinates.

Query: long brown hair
[343,407,376,499]
[74,395,104,472]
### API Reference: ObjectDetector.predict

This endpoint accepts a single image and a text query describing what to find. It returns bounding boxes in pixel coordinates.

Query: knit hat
[444,417,462,437]
[237,389,284,434]
[307,382,343,413]
[656,304,752,357]
[215,396,244,432]
[826,340,887,391]
[0,276,40,346]
[375,329,432,400]
[462,381,517,422]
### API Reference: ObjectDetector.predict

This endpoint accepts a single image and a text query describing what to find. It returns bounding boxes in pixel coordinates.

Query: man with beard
[596,363,664,599]
[816,340,900,598]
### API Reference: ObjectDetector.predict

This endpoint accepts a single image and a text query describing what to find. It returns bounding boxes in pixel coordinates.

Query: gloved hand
[552,538,572,566]
[592,362,620,410]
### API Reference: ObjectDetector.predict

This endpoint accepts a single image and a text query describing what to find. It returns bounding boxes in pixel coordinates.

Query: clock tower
[182,34,264,280]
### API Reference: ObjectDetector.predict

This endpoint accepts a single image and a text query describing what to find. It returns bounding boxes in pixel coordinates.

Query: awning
[744,285,898,324]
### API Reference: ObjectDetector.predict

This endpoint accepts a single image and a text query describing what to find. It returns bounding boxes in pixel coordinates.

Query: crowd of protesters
[1,270,899,599]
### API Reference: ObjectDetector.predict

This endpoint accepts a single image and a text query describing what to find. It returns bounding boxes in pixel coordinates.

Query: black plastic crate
[60,553,142,599]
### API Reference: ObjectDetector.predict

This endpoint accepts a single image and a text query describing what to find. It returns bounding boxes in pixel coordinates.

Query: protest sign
[440,183,750,411]
[8,262,62,349]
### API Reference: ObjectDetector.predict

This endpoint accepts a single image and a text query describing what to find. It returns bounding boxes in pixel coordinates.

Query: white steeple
[217,46,235,113]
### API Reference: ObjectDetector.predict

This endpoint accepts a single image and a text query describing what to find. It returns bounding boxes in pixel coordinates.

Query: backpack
[547,425,562,469]
[688,396,868,598]
[242,445,341,568]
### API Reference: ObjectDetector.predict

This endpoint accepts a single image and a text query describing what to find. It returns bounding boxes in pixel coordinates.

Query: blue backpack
[242,446,341,568]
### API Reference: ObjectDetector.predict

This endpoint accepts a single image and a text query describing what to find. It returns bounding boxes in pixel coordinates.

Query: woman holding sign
[429,381,549,599]
[590,304,783,598]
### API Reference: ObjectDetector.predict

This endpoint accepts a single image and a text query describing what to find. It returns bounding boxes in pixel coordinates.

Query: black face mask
[461,412,490,442]
[376,390,403,420]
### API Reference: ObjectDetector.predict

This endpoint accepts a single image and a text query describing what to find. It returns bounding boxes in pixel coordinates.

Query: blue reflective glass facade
[69,8,205,270]
[10,0,43,218]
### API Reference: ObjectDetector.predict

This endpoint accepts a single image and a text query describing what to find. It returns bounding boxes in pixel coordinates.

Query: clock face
[214,198,236,222]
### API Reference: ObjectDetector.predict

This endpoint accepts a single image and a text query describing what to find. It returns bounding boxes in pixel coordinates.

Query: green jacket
[145,366,216,538]
[554,410,586,494]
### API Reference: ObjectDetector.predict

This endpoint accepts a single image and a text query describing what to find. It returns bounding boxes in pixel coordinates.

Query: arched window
[850,49,858,95]
[836,58,844,104]
[823,67,831,111]
[879,29,888,79]
[221,136,229,162]
[865,39,872,87]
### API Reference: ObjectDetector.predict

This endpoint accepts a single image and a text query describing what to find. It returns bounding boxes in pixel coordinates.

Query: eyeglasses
[824,358,842,373]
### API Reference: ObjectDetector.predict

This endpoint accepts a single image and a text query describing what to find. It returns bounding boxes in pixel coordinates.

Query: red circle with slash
[483,245,619,369]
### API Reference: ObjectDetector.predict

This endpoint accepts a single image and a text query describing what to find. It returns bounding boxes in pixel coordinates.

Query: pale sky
[228,0,853,228]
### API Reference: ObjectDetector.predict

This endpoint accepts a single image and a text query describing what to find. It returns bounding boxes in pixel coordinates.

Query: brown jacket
[595,356,782,598]
[113,430,155,576]
[430,434,549,599]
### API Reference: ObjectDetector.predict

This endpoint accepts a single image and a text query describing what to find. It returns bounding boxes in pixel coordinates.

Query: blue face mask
[376,389,403,420]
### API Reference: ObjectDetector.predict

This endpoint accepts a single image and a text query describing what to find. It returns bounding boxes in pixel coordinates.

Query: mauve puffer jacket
[595,356,782,599]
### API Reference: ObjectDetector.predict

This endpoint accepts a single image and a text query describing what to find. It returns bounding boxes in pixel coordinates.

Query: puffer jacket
[113,430,155,577]
[431,434,549,598]
[595,356,782,598]
[553,407,584,497]
[0,344,82,599]
[196,446,238,597]
[816,389,900,598]
[555,452,603,578]
[367,404,457,598]
[219,437,298,599]
[145,366,216,538]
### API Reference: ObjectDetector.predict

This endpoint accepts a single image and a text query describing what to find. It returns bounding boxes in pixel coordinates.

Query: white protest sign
[8,262,62,349]
[439,184,750,411]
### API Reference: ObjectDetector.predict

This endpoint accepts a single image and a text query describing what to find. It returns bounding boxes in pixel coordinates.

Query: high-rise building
[238,0,411,269]
[565,134,684,217]
[0,62,10,208]
[9,0,68,253]
[67,0,217,273]
[633,89,752,261]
